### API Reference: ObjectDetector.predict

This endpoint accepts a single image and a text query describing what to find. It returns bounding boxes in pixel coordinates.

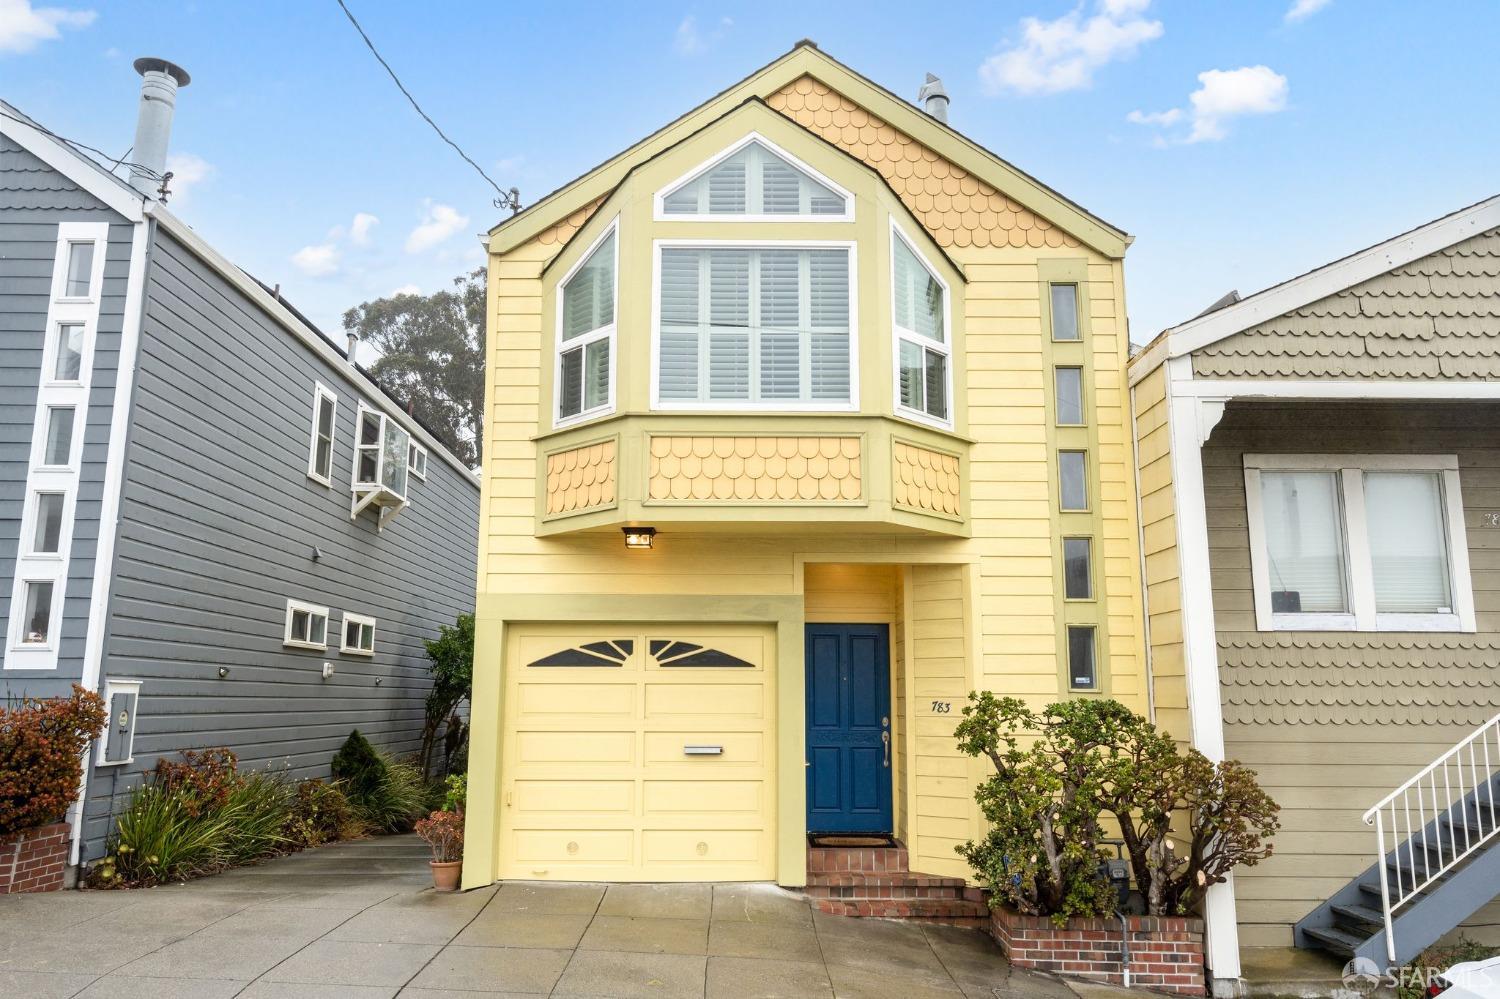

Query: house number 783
[931,701,952,714]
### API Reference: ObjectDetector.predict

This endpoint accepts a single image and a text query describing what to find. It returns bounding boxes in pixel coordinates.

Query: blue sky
[5,0,1497,346]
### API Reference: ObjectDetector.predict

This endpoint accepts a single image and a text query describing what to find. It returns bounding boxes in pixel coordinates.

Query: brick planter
[989,904,1206,996]
[0,822,70,893]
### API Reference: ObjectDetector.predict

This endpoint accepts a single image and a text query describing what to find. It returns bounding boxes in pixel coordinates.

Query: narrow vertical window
[892,226,949,424]
[64,241,95,297]
[1261,470,1348,614]
[42,407,75,467]
[1063,537,1093,600]
[21,580,56,645]
[1054,366,1084,425]
[31,493,65,555]
[53,324,84,382]
[1050,284,1080,341]
[355,408,381,486]
[557,224,616,424]
[1067,625,1097,690]
[308,384,337,485]
[1059,450,1088,511]
[1364,472,1452,614]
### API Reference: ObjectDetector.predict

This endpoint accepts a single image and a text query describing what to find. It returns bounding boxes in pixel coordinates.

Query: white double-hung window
[1243,454,1475,632]
[555,221,617,426]
[890,224,950,426]
[654,242,855,409]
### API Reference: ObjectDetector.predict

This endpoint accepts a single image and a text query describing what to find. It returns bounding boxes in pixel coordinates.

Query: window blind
[1262,471,1348,613]
[662,141,848,217]
[562,231,615,341]
[1365,471,1453,613]
[893,236,944,342]
[658,246,850,405]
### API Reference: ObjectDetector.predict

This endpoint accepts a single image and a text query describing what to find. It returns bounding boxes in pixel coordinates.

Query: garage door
[499,623,776,881]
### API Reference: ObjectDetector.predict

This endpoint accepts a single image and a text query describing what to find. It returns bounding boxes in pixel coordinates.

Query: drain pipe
[1117,910,1132,989]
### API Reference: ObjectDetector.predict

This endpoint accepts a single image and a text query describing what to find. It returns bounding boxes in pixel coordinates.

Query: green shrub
[331,730,388,803]
[286,779,367,847]
[332,731,428,833]
[443,773,467,814]
[100,781,239,885]
[221,772,293,865]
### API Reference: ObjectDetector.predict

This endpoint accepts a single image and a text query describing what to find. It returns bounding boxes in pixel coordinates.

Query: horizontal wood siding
[75,230,480,859]
[0,135,131,695]
[1207,401,1500,946]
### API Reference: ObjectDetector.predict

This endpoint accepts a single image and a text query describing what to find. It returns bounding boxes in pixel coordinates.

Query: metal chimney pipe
[346,332,359,367]
[917,73,949,124]
[129,57,191,197]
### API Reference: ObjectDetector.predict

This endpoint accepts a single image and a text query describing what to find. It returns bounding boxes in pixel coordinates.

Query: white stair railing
[1363,711,1500,963]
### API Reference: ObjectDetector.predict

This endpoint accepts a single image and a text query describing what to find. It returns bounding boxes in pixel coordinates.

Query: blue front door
[805,624,892,834]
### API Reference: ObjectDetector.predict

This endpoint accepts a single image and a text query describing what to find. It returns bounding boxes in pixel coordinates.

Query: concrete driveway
[0,836,1118,998]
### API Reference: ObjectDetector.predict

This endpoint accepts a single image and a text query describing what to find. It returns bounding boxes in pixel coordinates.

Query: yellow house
[463,42,1146,894]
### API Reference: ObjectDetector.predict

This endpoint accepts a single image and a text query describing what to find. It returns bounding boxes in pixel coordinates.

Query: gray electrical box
[103,685,140,764]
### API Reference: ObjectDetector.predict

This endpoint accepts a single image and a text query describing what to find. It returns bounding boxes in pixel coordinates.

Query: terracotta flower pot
[430,860,462,892]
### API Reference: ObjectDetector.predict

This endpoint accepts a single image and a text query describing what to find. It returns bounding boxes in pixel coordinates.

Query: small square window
[64,241,95,298]
[32,492,65,555]
[1055,367,1084,425]
[284,600,329,650]
[1067,625,1097,690]
[408,443,428,481]
[1059,451,1088,511]
[1050,284,1080,341]
[53,324,84,382]
[1063,537,1092,600]
[21,580,56,646]
[42,407,75,467]
[340,613,376,656]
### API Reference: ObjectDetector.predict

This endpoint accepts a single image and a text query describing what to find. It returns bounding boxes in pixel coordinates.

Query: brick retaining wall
[0,822,70,893]
[989,905,1206,996]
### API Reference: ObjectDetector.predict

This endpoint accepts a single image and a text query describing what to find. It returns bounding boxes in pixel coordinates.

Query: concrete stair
[803,840,989,927]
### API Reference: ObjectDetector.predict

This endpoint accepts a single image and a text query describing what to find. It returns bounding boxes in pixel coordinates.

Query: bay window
[556,222,617,425]
[891,225,949,426]
[654,242,854,408]
[1244,454,1474,632]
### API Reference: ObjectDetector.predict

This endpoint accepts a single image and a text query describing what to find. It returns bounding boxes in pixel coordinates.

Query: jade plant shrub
[0,685,106,836]
[954,693,1280,920]
[414,808,464,863]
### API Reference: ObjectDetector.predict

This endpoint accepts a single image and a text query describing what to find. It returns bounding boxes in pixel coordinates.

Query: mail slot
[684,745,723,756]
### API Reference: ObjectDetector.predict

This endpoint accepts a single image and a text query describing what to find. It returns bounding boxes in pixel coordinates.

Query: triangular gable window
[658,135,851,220]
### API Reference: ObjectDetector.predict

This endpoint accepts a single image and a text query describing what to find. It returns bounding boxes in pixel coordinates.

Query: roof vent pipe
[346,331,359,367]
[917,73,949,124]
[129,57,190,198]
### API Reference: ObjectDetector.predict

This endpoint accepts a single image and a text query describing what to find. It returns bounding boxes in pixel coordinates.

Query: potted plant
[415,804,464,891]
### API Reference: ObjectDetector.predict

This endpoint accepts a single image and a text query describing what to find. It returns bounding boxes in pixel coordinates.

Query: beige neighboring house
[1129,195,1500,992]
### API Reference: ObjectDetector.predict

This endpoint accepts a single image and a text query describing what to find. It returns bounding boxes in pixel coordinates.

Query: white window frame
[307,381,338,486]
[889,221,953,430]
[408,442,428,481]
[553,218,619,429]
[283,599,330,651]
[653,131,856,223]
[339,611,377,656]
[1243,453,1475,633]
[6,222,106,670]
[650,238,860,412]
[96,677,142,767]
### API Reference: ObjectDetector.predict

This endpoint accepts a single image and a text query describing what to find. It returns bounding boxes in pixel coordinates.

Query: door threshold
[808,833,900,849]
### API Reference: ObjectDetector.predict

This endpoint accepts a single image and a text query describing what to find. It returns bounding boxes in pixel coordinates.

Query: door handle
[882,731,890,767]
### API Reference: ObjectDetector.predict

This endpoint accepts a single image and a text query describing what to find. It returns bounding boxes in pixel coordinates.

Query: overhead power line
[0,108,164,183]
[333,0,520,214]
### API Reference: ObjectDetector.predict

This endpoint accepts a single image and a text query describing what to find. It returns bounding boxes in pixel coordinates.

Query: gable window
[408,442,428,481]
[63,241,95,298]
[284,599,329,650]
[891,225,950,425]
[340,612,376,656]
[556,222,617,425]
[655,242,854,409]
[657,135,852,220]
[307,382,338,486]
[1244,454,1475,632]
[1049,283,1080,341]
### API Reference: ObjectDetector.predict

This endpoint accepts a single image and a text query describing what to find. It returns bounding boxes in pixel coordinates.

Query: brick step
[807,871,968,887]
[811,896,990,926]
[806,845,910,875]
[804,883,970,901]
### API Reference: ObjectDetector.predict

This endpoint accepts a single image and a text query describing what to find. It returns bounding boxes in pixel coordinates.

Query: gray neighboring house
[0,61,480,869]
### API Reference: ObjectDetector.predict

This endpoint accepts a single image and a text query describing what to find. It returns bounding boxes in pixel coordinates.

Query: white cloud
[390,283,421,297]
[291,243,340,278]
[673,14,732,56]
[1128,65,1287,143]
[163,152,212,205]
[0,0,95,55]
[405,201,469,254]
[979,0,1162,96]
[349,212,379,246]
[1285,0,1331,22]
